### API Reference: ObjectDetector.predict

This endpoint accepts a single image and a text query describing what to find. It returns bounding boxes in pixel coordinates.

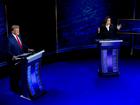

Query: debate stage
[0,52,140,105]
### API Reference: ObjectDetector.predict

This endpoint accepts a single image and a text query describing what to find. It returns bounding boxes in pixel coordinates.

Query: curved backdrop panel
[57,0,111,52]
[0,1,7,58]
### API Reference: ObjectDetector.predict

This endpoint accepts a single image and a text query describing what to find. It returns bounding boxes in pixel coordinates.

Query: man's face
[12,28,20,35]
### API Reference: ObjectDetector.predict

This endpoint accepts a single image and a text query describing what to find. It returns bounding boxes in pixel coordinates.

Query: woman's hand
[98,27,100,34]
[117,24,122,30]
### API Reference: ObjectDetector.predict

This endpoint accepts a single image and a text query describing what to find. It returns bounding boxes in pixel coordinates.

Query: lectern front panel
[98,40,122,76]
[19,50,45,100]
[101,48,119,73]
[27,60,43,97]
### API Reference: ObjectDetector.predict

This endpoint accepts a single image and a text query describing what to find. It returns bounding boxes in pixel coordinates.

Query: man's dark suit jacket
[99,24,118,39]
[8,34,27,56]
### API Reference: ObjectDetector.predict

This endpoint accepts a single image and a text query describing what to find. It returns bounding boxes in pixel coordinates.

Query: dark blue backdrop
[0,0,137,54]
[0,0,7,59]
[0,1,6,36]
[57,0,135,53]
[57,0,113,52]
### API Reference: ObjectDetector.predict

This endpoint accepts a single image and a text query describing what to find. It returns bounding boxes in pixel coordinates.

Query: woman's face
[106,18,111,25]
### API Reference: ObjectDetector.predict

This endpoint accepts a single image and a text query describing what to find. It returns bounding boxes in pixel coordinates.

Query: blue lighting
[0,1,7,57]
[0,1,6,37]
[58,0,109,50]
[118,19,140,33]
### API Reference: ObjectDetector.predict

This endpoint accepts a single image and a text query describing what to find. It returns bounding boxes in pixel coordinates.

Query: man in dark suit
[8,25,34,60]
[8,25,34,93]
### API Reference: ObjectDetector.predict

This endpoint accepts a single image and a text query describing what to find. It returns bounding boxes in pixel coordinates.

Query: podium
[98,40,123,76]
[16,50,46,100]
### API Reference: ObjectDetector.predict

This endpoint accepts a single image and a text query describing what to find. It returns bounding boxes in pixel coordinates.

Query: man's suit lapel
[11,34,21,49]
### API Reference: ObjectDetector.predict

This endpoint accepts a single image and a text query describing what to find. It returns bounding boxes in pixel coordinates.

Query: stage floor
[0,57,140,105]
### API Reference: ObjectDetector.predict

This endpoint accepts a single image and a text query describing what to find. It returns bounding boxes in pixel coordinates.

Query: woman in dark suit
[98,16,121,39]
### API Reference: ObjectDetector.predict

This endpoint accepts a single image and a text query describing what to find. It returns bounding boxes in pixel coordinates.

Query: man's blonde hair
[11,25,20,31]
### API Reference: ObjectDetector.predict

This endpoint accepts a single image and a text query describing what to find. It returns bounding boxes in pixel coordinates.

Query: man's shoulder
[8,34,14,38]
[8,34,15,42]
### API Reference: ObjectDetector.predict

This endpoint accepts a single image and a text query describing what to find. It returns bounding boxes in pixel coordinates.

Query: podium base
[98,71,120,77]
[20,95,32,101]
[20,90,47,101]
[31,90,47,100]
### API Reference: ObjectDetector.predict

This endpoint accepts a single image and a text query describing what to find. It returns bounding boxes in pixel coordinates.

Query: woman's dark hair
[103,16,112,25]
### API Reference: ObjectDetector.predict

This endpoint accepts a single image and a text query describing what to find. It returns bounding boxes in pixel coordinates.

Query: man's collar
[12,33,16,36]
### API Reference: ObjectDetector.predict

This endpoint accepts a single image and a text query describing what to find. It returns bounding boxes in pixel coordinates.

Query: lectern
[16,50,45,100]
[98,40,123,76]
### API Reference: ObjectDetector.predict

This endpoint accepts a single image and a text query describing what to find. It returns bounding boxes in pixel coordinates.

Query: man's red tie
[15,35,22,49]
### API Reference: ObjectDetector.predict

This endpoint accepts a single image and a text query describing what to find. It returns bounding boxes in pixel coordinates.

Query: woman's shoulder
[110,24,116,28]
[100,24,106,28]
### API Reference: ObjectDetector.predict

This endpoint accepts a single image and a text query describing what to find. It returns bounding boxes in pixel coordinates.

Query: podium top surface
[27,50,45,63]
[99,40,123,43]
[16,52,31,58]
[97,40,123,48]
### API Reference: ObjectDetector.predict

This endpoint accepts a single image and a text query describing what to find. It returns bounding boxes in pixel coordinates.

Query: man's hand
[12,56,21,61]
[28,48,35,53]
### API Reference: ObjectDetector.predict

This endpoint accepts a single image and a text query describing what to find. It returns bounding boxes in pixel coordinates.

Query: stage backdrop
[57,0,133,53]
[0,0,7,59]
[57,0,108,52]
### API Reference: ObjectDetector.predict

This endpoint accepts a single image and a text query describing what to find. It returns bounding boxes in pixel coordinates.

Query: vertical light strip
[3,1,8,37]
[131,0,136,55]
[112,49,118,72]
[133,0,136,19]
[27,65,35,96]
[55,0,59,54]
[101,49,108,73]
